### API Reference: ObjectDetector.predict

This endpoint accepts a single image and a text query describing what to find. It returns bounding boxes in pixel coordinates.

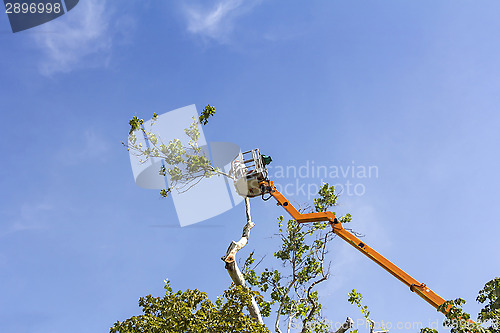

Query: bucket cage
[230,149,271,197]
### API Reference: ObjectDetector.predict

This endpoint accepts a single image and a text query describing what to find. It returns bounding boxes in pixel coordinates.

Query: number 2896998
[5,2,62,14]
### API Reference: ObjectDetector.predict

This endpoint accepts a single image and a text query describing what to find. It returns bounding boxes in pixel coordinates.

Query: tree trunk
[221,197,264,324]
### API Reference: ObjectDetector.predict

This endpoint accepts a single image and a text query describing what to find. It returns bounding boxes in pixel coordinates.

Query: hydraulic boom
[260,180,447,311]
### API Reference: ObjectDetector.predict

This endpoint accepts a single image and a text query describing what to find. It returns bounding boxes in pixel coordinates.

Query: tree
[110,281,269,333]
[111,181,355,332]
[240,183,354,333]
[118,106,499,333]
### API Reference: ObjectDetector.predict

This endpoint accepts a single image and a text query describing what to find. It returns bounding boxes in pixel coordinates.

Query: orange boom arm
[260,180,448,311]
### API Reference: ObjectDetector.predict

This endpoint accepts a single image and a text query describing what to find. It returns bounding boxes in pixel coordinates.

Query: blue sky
[1,1,500,332]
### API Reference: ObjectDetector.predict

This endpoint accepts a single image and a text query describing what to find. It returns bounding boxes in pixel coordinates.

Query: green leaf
[199,104,216,125]
[129,116,144,134]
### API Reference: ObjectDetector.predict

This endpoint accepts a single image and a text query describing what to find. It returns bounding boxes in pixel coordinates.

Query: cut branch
[335,317,354,333]
[221,197,263,324]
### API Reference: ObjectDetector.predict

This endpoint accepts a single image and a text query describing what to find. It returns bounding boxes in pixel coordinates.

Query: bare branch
[301,274,328,333]
[221,198,263,324]
[286,315,293,333]
[335,317,354,333]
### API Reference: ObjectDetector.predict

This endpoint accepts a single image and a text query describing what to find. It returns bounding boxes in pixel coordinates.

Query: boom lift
[230,149,448,313]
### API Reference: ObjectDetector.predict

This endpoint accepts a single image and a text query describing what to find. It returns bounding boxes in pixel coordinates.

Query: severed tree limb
[221,197,264,324]
[335,317,354,333]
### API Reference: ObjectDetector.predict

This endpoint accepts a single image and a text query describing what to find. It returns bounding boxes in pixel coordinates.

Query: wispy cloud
[33,0,112,76]
[182,0,262,43]
[0,201,54,237]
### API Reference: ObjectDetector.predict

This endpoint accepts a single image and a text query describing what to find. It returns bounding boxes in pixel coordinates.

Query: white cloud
[0,201,54,237]
[182,0,262,43]
[33,0,112,76]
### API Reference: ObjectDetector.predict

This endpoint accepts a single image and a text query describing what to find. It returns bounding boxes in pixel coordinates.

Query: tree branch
[221,197,264,324]
[335,317,354,333]
[301,274,328,333]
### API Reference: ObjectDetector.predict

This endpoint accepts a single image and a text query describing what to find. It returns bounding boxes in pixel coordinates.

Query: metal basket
[230,149,268,197]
